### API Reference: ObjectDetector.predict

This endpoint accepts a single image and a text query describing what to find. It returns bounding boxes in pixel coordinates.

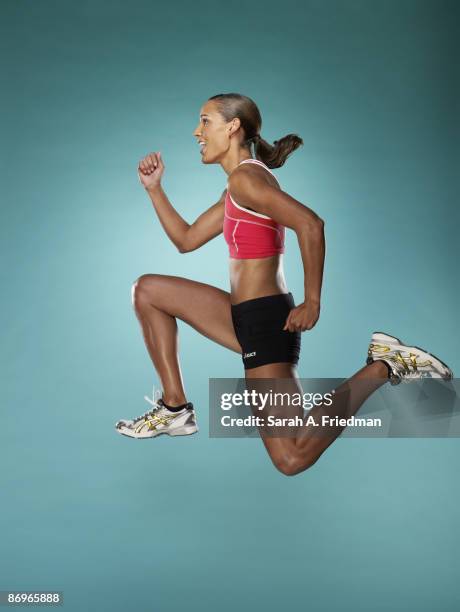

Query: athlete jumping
[115,93,453,475]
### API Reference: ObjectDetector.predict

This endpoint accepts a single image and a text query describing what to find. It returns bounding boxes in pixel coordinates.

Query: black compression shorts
[231,292,301,370]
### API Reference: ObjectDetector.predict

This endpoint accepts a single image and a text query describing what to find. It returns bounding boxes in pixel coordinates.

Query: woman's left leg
[245,360,389,476]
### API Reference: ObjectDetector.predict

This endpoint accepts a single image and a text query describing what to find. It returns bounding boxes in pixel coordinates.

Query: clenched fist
[138,152,164,191]
[283,299,320,332]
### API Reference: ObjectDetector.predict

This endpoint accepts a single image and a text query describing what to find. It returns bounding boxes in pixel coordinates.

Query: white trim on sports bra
[224,212,283,237]
[225,212,284,254]
[228,193,272,219]
[226,158,280,221]
[237,158,278,180]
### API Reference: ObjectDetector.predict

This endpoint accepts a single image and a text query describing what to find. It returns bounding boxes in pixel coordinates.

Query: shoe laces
[131,386,169,424]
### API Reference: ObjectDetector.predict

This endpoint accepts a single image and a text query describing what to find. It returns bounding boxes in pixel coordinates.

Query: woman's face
[193,100,239,164]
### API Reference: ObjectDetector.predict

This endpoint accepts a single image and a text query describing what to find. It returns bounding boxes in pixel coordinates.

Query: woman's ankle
[162,393,188,408]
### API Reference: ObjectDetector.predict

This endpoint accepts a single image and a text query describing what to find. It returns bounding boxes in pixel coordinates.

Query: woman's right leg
[244,361,390,476]
[131,273,241,406]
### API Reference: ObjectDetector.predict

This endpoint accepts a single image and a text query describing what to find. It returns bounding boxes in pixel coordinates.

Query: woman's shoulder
[228,162,279,195]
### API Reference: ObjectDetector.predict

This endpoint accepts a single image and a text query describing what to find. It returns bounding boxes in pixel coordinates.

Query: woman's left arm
[229,170,325,332]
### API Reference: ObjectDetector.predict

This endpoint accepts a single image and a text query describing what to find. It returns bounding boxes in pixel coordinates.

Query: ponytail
[247,133,303,169]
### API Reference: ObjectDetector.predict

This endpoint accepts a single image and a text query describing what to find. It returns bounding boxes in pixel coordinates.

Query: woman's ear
[228,117,241,137]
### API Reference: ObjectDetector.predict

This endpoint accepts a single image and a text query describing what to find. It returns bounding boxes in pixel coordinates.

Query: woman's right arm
[138,151,225,253]
[146,185,225,253]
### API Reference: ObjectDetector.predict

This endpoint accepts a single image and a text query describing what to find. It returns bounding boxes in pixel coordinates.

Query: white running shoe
[366,331,454,386]
[115,387,198,439]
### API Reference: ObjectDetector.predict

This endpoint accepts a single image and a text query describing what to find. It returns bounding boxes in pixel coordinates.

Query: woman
[115,93,453,476]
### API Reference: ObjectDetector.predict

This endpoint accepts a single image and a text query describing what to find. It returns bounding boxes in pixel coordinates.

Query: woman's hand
[138,152,164,191]
[283,299,320,332]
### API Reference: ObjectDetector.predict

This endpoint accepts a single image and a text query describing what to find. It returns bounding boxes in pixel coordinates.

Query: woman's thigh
[133,273,241,354]
[244,362,303,469]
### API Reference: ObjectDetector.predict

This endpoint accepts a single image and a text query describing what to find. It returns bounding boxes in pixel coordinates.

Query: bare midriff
[229,254,288,305]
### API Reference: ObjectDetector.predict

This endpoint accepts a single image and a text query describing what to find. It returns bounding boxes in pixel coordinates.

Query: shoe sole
[367,330,454,379]
[116,425,199,440]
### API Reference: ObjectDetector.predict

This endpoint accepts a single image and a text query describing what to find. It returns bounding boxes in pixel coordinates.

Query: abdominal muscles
[229,255,288,305]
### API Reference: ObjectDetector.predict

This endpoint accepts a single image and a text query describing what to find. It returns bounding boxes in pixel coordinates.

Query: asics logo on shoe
[135,412,175,434]
[388,351,432,373]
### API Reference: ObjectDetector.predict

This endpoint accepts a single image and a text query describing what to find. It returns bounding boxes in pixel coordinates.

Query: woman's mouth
[199,141,206,154]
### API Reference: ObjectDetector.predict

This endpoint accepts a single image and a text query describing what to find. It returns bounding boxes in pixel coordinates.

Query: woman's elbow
[177,234,193,253]
[314,213,325,228]
[178,239,198,254]
[178,244,193,254]
[298,216,324,235]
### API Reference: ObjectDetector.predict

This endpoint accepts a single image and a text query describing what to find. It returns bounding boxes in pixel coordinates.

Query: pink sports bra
[223,159,285,259]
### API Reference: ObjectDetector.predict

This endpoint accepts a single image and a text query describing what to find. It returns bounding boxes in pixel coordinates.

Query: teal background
[1,0,459,610]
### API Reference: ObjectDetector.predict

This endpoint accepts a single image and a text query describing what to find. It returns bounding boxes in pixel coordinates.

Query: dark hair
[208,93,303,169]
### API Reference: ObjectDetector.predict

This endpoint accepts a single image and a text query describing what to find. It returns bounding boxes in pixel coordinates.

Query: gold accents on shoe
[386,351,433,373]
[391,351,410,373]
[369,343,391,354]
[147,415,173,430]
[134,413,174,433]
[366,331,453,385]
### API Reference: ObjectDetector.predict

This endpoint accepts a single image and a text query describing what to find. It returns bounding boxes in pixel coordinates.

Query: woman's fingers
[155,152,163,169]
[284,308,300,332]
[143,156,152,172]
[137,151,164,191]
[284,310,304,332]
[147,153,157,170]
[138,152,163,174]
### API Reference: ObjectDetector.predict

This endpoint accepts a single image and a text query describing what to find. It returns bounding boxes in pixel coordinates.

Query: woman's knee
[271,449,317,477]
[131,273,162,309]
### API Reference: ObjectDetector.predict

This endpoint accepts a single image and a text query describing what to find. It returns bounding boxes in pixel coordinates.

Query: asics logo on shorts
[244,351,256,359]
